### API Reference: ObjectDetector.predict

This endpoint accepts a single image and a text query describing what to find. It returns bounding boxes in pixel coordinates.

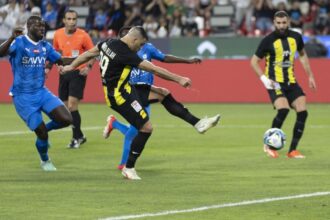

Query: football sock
[45,120,62,131]
[71,110,83,139]
[112,120,129,135]
[161,94,199,126]
[120,125,138,165]
[289,111,308,152]
[272,108,289,128]
[126,131,151,168]
[36,138,49,162]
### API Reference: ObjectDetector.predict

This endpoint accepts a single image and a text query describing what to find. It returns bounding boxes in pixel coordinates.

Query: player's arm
[163,55,201,64]
[298,49,316,90]
[138,60,191,88]
[250,54,276,89]
[0,27,24,57]
[60,46,100,74]
[80,58,96,76]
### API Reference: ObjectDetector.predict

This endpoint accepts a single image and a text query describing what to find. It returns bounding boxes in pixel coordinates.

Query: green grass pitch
[0,103,329,220]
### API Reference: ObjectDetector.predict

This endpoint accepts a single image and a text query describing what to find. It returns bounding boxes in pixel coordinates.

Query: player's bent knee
[160,87,170,96]
[140,122,153,133]
[35,127,48,140]
[61,113,73,127]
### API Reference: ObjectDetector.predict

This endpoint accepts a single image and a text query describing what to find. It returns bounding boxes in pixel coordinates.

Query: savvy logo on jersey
[22,56,46,66]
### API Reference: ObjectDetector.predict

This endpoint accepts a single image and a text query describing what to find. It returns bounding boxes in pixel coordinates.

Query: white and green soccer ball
[263,128,286,150]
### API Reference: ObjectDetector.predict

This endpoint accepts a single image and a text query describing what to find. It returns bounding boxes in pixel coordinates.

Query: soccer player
[60,26,219,180]
[103,26,220,170]
[0,16,72,171]
[46,10,95,149]
[251,11,316,159]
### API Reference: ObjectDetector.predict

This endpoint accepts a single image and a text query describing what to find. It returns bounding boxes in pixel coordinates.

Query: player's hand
[12,27,24,38]
[260,75,278,89]
[179,76,192,88]
[79,66,90,76]
[308,75,317,91]
[189,58,202,64]
[59,65,74,74]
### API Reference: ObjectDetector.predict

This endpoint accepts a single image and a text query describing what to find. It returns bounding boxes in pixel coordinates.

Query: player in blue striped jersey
[103,27,220,170]
[0,16,72,171]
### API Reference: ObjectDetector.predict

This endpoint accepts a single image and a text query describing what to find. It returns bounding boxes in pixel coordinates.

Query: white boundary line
[99,191,330,220]
[0,124,329,136]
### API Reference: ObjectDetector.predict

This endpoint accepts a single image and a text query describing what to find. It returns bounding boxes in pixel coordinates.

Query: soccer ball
[263,128,286,150]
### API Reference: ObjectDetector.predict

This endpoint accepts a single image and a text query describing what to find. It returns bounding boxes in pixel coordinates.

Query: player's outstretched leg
[103,115,130,138]
[159,93,220,134]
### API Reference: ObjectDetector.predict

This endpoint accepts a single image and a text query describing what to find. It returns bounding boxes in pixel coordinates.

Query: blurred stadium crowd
[0,0,330,40]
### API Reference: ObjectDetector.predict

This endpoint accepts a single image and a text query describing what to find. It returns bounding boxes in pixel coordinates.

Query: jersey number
[100,51,109,77]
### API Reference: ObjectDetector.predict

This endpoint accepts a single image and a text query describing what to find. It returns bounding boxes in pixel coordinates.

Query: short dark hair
[274,10,289,19]
[118,26,132,38]
[64,9,78,18]
[132,26,149,41]
[27,15,42,28]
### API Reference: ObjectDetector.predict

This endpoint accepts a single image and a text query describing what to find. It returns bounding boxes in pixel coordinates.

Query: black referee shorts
[267,82,305,107]
[108,86,149,130]
[59,69,87,101]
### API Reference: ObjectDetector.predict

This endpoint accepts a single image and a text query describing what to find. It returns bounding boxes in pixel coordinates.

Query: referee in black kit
[251,11,317,159]
[61,26,218,180]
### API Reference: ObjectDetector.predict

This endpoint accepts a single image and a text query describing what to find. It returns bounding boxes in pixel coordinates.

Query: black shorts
[133,84,151,107]
[108,86,149,130]
[267,82,305,107]
[59,70,87,101]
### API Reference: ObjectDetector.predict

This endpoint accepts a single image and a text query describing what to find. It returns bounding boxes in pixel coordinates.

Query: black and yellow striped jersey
[97,39,143,105]
[255,30,304,84]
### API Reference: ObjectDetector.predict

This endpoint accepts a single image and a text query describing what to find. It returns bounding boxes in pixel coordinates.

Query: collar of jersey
[25,34,40,45]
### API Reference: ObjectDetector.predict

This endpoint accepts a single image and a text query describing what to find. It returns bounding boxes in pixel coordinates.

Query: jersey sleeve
[45,42,61,63]
[8,38,19,55]
[255,38,268,59]
[296,34,304,51]
[149,43,165,61]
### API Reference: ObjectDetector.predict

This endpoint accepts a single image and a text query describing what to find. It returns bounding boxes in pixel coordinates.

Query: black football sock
[272,108,289,128]
[161,94,199,126]
[126,132,151,168]
[289,111,308,152]
[71,110,83,139]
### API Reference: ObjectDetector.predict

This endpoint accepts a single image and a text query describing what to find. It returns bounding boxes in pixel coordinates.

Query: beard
[275,27,289,38]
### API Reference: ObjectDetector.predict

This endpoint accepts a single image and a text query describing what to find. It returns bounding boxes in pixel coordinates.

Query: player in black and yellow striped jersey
[251,11,317,159]
[60,26,220,180]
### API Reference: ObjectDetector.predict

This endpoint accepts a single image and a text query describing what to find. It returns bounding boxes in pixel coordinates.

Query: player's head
[63,10,78,31]
[118,26,132,38]
[273,11,290,37]
[121,26,148,52]
[27,16,45,41]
